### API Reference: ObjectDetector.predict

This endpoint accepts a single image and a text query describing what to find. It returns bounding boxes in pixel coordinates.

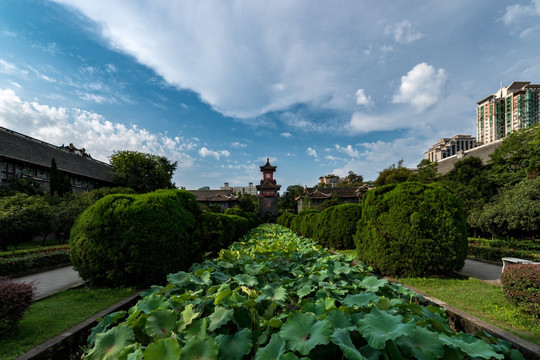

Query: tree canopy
[374,160,412,187]
[110,150,178,193]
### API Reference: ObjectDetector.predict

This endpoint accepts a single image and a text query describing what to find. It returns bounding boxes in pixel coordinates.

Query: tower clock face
[265,173,271,179]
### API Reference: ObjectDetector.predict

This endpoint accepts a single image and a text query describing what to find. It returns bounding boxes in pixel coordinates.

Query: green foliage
[408,159,438,183]
[0,194,55,251]
[444,156,485,185]
[49,158,71,196]
[0,246,70,277]
[290,209,319,238]
[374,159,412,187]
[224,207,263,229]
[279,185,304,213]
[70,189,202,287]
[0,277,35,334]
[200,213,250,253]
[237,193,258,213]
[355,182,468,277]
[313,203,362,249]
[109,150,178,193]
[476,178,540,239]
[84,224,522,359]
[487,125,540,186]
[0,177,43,197]
[336,171,364,187]
[276,213,296,228]
[501,264,540,318]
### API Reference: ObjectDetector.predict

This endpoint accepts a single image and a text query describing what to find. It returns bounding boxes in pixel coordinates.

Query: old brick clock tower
[256,158,281,220]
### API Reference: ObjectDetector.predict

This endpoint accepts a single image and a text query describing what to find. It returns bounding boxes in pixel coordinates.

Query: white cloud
[0,88,195,169]
[280,132,292,138]
[306,147,317,158]
[0,59,28,76]
[502,0,540,25]
[392,62,447,112]
[355,89,374,107]
[348,112,404,133]
[335,144,360,158]
[198,147,230,160]
[384,20,423,44]
[231,141,247,148]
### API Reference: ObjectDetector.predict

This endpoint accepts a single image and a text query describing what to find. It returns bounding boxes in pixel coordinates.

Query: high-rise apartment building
[477,81,540,144]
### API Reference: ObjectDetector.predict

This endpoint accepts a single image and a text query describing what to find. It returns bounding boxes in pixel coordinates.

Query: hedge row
[278,182,469,278]
[70,190,260,288]
[0,246,70,277]
[468,245,540,263]
[501,264,540,318]
[280,204,362,250]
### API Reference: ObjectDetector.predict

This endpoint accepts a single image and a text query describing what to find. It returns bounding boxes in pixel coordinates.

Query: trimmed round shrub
[70,189,202,288]
[501,264,540,318]
[0,277,35,333]
[313,203,362,249]
[354,182,468,277]
[277,213,296,228]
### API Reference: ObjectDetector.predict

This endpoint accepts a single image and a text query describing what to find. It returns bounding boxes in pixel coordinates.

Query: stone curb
[389,279,540,360]
[14,291,142,360]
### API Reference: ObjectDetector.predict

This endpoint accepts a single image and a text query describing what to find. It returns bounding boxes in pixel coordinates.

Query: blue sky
[1,0,539,190]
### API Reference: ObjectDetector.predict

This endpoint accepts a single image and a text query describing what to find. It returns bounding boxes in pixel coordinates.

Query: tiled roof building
[296,186,370,212]
[0,126,114,192]
[187,190,239,212]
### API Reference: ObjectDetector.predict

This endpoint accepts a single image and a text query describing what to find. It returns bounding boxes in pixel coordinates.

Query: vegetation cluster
[0,277,35,334]
[82,224,523,359]
[0,246,70,277]
[501,264,540,319]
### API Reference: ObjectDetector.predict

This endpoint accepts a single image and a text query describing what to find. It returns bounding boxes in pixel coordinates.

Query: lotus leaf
[359,276,388,293]
[215,328,252,360]
[145,309,177,339]
[143,338,181,360]
[279,312,332,355]
[86,324,135,360]
[395,326,444,359]
[208,306,234,332]
[329,328,367,360]
[438,333,504,359]
[182,336,219,360]
[343,293,377,308]
[356,307,415,349]
[137,294,170,314]
[178,304,201,332]
[254,333,285,360]
[234,273,259,286]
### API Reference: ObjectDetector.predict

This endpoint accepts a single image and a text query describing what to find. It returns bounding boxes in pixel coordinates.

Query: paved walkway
[457,258,502,285]
[13,266,85,301]
[12,258,503,302]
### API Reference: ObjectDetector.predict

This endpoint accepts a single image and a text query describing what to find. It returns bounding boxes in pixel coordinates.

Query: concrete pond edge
[14,277,540,360]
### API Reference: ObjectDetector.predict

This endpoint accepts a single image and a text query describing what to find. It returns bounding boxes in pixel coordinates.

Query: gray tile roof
[188,190,238,202]
[0,126,113,182]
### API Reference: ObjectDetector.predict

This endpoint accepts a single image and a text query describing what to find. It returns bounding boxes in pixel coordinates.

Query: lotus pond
[83,224,524,359]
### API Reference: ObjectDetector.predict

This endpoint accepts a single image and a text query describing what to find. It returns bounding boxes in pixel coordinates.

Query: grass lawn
[0,287,137,360]
[335,249,540,346]
[399,277,540,346]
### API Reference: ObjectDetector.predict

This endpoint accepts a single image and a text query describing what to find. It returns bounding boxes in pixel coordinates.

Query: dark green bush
[313,204,362,249]
[290,209,319,238]
[224,207,263,229]
[501,264,540,318]
[0,194,55,251]
[276,213,296,228]
[355,182,468,277]
[200,212,251,253]
[0,277,35,333]
[70,189,202,288]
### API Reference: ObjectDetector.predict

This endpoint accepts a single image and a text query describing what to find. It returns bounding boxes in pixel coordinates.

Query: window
[1,161,16,182]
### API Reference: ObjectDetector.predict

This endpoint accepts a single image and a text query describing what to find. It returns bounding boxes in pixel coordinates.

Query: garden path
[12,266,85,301]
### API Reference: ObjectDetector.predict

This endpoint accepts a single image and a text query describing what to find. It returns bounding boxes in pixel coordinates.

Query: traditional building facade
[296,186,370,212]
[477,81,540,144]
[187,189,239,212]
[0,126,114,193]
[424,134,482,162]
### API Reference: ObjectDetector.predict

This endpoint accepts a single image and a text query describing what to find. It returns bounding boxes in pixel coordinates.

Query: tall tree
[110,150,178,193]
[279,185,304,213]
[408,159,438,183]
[375,160,412,187]
[336,171,364,187]
[487,125,540,187]
[49,158,71,196]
